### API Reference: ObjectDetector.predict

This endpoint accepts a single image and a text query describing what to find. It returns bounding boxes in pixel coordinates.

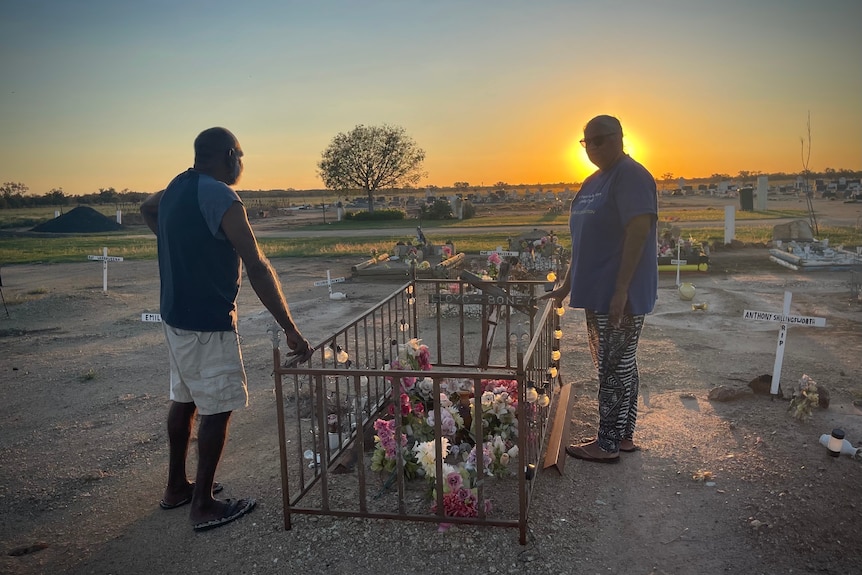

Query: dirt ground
[1,197,861,575]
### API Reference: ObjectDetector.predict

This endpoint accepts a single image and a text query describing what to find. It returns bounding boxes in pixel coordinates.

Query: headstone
[772,220,814,242]
[724,205,735,244]
[756,176,768,211]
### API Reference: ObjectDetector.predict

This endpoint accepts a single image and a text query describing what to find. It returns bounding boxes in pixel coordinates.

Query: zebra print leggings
[585,311,645,453]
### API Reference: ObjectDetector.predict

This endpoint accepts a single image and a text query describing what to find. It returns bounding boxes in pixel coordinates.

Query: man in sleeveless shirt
[141,127,314,530]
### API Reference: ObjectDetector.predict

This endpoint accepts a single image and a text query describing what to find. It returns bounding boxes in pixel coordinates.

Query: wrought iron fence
[271,275,567,544]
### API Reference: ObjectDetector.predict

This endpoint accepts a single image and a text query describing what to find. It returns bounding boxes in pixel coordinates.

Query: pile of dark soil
[31,206,122,233]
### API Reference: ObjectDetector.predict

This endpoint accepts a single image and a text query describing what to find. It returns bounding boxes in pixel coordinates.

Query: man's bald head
[193,127,243,185]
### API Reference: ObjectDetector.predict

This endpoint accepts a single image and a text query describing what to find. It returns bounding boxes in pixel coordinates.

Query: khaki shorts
[164,325,248,416]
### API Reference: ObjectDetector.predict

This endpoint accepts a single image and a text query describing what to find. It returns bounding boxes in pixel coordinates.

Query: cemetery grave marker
[314,270,347,300]
[742,290,826,395]
[87,247,124,293]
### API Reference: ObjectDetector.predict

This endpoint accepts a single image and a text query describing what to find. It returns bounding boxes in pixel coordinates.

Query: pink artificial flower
[413,402,425,417]
[401,377,417,393]
[417,346,431,370]
[487,252,502,266]
[446,471,463,492]
[374,418,405,458]
[442,246,452,257]
[399,393,412,416]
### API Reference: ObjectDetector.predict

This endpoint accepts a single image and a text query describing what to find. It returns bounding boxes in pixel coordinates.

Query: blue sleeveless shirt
[157,170,242,331]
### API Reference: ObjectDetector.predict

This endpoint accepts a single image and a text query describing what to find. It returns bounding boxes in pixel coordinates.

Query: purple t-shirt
[568,155,657,315]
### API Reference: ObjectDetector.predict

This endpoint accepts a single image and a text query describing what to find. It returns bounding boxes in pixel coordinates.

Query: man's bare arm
[220,202,312,357]
[140,190,164,235]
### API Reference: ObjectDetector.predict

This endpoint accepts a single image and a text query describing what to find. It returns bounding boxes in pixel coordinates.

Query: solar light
[336,345,349,364]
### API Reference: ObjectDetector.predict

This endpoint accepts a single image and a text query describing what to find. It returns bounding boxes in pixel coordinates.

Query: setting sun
[568,128,648,183]
[568,138,594,182]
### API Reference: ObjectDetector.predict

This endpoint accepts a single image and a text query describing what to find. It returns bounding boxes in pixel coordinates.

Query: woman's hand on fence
[538,287,567,307]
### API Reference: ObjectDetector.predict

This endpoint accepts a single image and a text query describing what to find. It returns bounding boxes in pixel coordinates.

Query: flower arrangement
[371,418,420,479]
[370,342,526,520]
[431,468,492,521]
[388,338,432,377]
[441,245,453,260]
[486,252,502,279]
[519,231,559,259]
[404,245,420,264]
[788,374,820,421]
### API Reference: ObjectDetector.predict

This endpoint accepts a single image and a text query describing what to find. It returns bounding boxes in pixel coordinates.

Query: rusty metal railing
[271,276,564,544]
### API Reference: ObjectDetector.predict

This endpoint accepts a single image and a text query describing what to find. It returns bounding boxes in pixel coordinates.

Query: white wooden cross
[670,244,687,287]
[313,270,347,300]
[742,290,827,395]
[87,247,124,293]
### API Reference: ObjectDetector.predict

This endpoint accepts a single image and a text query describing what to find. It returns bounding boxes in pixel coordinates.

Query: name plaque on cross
[87,247,124,293]
[741,310,826,327]
[480,249,519,257]
[141,313,162,323]
[313,270,347,300]
[742,291,826,395]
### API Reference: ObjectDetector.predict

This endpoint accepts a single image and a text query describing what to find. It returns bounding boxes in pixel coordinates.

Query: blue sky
[1,0,860,195]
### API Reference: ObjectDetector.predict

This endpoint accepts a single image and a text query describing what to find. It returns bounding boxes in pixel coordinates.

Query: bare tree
[318,124,425,212]
[800,111,818,235]
[661,172,674,192]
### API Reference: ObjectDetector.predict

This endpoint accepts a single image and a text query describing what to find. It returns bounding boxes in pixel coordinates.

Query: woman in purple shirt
[545,115,657,463]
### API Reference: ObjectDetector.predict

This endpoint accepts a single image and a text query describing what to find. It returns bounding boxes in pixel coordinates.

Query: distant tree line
[0,182,149,209]
[4,165,861,211]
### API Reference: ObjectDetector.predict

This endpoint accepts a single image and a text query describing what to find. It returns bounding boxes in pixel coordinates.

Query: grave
[508,229,565,275]
[351,228,465,279]
[270,271,572,544]
[658,226,709,272]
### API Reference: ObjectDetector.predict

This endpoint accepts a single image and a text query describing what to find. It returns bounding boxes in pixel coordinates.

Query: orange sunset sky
[1,1,860,196]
